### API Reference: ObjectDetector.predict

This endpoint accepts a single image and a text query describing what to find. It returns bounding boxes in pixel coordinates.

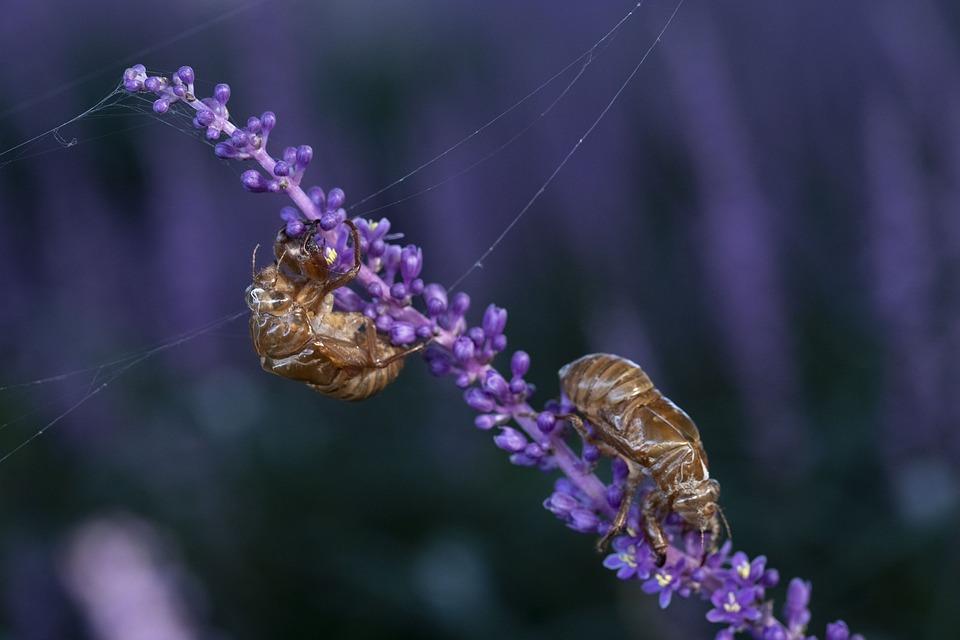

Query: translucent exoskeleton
[558,353,724,565]
[245,221,426,401]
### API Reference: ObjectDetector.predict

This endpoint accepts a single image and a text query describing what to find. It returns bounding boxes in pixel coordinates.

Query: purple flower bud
[359,240,379,259]
[383,244,402,272]
[510,351,530,377]
[543,491,579,515]
[467,327,485,346]
[612,458,629,483]
[483,371,510,400]
[452,336,475,363]
[261,111,276,132]
[296,145,313,168]
[153,98,171,114]
[509,453,539,467]
[761,569,780,588]
[306,187,325,207]
[428,357,451,376]
[582,443,600,464]
[491,334,507,352]
[450,292,470,316]
[214,83,231,104]
[509,377,526,394]
[567,508,600,533]
[123,65,146,91]
[144,76,163,92]
[524,443,545,459]
[390,322,416,345]
[375,315,393,331]
[455,373,471,389]
[416,325,433,339]
[436,315,454,331]
[605,484,623,509]
[273,160,291,177]
[367,282,383,298]
[176,66,195,85]
[715,629,736,640]
[409,278,425,295]
[327,187,345,210]
[825,621,851,640]
[241,170,270,192]
[482,304,508,336]
[423,284,447,316]
[400,245,423,281]
[474,415,498,430]
[493,427,527,453]
[536,412,556,433]
[214,143,237,159]
[317,212,337,231]
[197,109,216,127]
[464,388,495,413]
[286,219,305,237]
[784,578,811,630]
[761,627,787,640]
[390,283,407,299]
[172,84,187,98]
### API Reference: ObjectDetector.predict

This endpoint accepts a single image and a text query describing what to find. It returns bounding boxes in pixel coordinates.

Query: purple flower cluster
[122,64,865,639]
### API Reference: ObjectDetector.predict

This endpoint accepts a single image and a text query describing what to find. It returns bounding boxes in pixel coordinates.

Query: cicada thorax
[617,392,710,488]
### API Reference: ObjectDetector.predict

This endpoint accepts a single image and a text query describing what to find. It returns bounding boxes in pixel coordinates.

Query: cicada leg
[555,413,620,460]
[642,490,669,567]
[595,459,644,553]
[556,413,644,554]
[360,316,427,368]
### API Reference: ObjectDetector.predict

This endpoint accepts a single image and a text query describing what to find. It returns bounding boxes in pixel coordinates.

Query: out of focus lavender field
[0,0,956,637]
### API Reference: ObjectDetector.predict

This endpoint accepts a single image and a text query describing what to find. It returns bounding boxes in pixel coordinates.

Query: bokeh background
[0,0,956,637]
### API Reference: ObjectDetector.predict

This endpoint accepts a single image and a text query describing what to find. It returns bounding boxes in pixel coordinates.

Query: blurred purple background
[0,0,957,638]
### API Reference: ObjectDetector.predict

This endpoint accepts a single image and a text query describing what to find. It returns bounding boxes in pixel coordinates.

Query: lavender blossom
[122,64,864,639]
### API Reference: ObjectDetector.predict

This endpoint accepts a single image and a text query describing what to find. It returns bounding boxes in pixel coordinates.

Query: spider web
[0,0,685,462]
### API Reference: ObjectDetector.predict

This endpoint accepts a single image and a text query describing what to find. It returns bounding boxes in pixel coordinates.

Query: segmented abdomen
[560,353,654,411]
[307,359,404,401]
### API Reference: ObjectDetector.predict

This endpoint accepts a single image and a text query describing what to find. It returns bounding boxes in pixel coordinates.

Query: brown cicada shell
[559,353,723,564]
[245,220,425,401]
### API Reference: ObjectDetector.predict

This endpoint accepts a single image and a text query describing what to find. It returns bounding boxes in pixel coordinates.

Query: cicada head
[246,261,297,313]
[274,227,331,283]
[673,478,721,534]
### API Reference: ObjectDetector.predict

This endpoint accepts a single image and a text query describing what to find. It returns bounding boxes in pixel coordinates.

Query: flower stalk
[122,64,863,640]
